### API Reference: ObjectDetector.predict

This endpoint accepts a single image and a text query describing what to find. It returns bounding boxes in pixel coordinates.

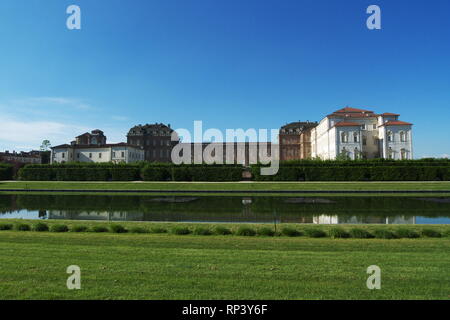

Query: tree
[40,140,52,164]
[40,140,51,151]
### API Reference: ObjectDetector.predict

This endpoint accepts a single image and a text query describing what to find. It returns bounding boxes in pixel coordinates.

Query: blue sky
[0,0,449,157]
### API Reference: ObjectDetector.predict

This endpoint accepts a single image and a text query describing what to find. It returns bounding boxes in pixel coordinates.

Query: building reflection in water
[48,210,137,221]
[313,215,416,225]
[46,210,418,225]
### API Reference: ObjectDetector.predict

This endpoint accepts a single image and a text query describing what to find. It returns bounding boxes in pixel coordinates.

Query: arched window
[353,132,359,143]
[341,132,348,143]
[400,131,406,142]
[387,131,393,142]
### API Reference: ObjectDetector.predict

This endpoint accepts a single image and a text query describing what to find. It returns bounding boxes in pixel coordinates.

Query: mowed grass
[0,230,449,300]
[1,181,450,195]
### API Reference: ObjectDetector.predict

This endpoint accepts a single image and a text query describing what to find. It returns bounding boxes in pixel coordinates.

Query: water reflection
[313,215,415,225]
[0,194,449,225]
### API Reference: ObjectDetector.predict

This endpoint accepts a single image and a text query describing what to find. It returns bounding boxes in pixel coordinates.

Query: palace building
[49,107,413,165]
[127,123,179,162]
[279,121,317,161]
[51,130,144,164]
[310,107,413,160]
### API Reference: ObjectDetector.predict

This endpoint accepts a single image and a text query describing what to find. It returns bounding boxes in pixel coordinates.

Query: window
[62,153,65,158]
[388,147,393,159]
[373,124,377,130]
[353,132,359,143]
[361,124,366,130]
[99,153,102,159]
[121,152,125,158]
[341,132,348,143]
[89,153,92,159]
[153,140,156,146]
[387,131,393,142]
[354,147,359,160]
[113,152,116,157]
[400,131,407,142]
[362,136,367,146]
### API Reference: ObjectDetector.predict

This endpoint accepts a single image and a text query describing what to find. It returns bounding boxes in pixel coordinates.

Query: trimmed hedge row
[23,162,144,169]
[142,164,242,181]
[278,158,450,167]
[0,164,13,180]
[16,159,450,181]
[19,167,140,181]
[252,166,450,181]
[18,163,242,181]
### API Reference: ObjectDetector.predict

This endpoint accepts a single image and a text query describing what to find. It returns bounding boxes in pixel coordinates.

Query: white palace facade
[51,130,144,164]
[311,107,413,160]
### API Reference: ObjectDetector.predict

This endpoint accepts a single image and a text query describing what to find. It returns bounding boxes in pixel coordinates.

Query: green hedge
[277,158,450,167]
[142,164,242,181]
[19,164,140,181]
[111,168,140,181]
[0,164,13,180]
[252,165,450,181]
[18,163,243,182]
[15,160,450,182]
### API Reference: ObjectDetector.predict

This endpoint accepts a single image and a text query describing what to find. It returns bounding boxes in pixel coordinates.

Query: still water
[1,194,449,225]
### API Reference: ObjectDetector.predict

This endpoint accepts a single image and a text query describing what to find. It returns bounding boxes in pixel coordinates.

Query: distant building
[73,129,107,146]
[127,123,178,162]
[51,130,144,164]
[124,107,415,165]
[0,150,42,164]
[175,142,273,166]
[311,107,413,160]
[279,121,317,161]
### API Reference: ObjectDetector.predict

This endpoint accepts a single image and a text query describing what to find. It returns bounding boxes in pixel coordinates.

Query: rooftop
[380,120,413,127]
[333,121,363,127]
[51,143,139,149]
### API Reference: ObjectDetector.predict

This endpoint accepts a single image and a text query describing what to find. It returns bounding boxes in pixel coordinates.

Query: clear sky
[0,0,449,158]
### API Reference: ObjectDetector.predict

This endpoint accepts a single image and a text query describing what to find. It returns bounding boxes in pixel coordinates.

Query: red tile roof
[380,121,413,127]
[327,107,377,119]
[328,113,377,118]
[333,121,362,127]
[333,107,374,114]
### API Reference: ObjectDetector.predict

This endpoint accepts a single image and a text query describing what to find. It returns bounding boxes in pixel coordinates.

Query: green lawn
[0,225,449,299]
[1,181,450,197]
